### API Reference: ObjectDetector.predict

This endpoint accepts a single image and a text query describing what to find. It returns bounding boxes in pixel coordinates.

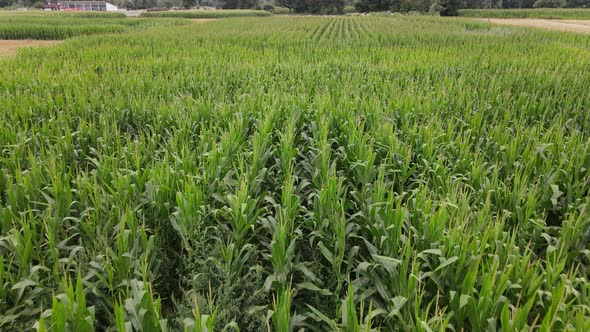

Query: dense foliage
[352,0,588,14]
[2,14,590,331]
[462,0,588,8]
[458,7,590,17]
[354,0,393,12]
[272,0,347,14]
[0,12,186,39]
[532,0,567,8]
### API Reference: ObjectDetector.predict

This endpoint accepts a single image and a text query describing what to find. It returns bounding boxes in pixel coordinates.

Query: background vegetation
[1,14,590,331]
[352,0,589,15]
[458,7,590,17]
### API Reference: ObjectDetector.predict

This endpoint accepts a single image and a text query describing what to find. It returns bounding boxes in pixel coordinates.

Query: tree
[429,0,460,15]
[218,0,259,8]
[355,0,434,12]
[240,0,260,8]
[219,0,238,7]
[566,0,589,6]
[275,0,344,13]
[354,0,392,12]
[308,0,345,13]
[399,0,431,12]
[274,0,304,12]
[533,0,565,6]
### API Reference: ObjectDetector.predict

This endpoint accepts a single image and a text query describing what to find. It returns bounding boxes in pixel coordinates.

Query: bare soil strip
[0,40,63,59]
[478,18,590,34]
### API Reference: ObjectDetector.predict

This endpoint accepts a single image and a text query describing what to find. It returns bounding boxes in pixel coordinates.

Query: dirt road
[0,40,63,59]
[478,18,590,34]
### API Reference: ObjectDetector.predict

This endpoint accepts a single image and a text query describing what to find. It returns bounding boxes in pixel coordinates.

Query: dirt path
[0,40,63,59]
[478,18,590,34]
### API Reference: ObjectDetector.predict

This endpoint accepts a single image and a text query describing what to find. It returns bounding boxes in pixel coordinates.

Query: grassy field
[140,9,272,18]
[0,12,186,39]
[1,14,590,331]
[459,8,590,19]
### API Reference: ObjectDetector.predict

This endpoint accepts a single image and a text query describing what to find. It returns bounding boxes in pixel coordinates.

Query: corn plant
[0,13,589,332]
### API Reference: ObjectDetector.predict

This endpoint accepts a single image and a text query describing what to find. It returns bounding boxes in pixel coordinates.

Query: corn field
[140,10,272,19]
[0,13,186,40]
[0,11,127,18]
[1,15,590,331]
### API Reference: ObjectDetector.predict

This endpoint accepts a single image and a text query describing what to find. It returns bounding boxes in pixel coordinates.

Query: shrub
[272,6,291,14]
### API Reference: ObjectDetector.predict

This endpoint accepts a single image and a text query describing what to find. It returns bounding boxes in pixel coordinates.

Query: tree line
[353,0,587,13]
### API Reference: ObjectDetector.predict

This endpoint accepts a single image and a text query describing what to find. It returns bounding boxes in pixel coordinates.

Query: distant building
[44,1,119,11]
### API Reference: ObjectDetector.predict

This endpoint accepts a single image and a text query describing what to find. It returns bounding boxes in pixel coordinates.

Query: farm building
[44,1,118,11]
